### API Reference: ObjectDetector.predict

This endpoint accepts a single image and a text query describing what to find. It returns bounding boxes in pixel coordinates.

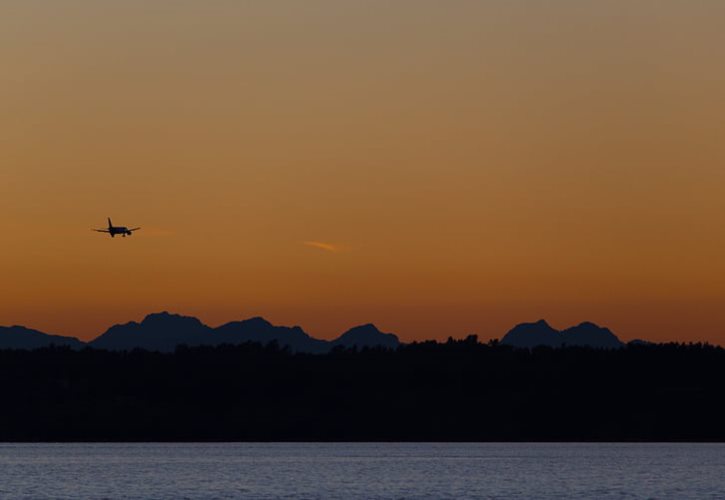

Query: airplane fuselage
[109,226,132,237]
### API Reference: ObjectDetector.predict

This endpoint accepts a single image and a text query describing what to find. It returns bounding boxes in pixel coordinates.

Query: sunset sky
[2,1,725,343]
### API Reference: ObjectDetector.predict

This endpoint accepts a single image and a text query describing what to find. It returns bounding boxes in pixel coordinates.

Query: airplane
[93,218,141,238]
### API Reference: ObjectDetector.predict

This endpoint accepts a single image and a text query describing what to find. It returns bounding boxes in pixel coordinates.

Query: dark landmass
[11,312,400,353]
[90,313,211,352]
[561,322,623,349]
[500,319,563,348]
[4,312,626,353]
[1,339,724,442]
[0,326,85,350]
[214,317,329,354]
[331,323,400,350]
[501,320,624,349]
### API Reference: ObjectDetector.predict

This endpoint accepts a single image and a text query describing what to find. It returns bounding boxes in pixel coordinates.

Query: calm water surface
[0,443,723,499]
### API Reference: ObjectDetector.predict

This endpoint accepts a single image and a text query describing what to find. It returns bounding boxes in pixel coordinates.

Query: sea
[0,442,723,499]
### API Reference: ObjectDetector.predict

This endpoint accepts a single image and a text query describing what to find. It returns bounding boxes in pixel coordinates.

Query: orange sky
[2,1,725,343]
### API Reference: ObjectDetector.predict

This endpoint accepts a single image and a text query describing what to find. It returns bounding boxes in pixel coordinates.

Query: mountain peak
[501,319,562,348]
[561,322,622,348]
[142,311,204,326]
[572,321,601,329]
[501,319,623,349]
[345,323,381,334]
[332,324,400,349]
[213,316,328,353]
[91,312,210,352]
[237,316,273,329]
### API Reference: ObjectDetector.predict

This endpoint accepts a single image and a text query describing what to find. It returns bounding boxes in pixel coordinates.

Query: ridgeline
[0,312,628,352]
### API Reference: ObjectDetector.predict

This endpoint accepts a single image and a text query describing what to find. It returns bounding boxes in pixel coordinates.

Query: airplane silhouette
[93,218,141,238]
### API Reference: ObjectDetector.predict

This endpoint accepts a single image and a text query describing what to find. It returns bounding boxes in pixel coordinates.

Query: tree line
[1,338,724,441]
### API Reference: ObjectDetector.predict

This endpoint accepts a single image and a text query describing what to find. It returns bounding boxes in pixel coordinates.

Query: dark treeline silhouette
[1,338,724,442]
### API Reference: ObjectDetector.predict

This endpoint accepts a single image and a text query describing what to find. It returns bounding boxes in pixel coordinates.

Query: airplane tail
[108,217,113,229]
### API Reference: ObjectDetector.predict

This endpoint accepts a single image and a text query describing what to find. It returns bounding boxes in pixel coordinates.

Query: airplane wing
[92,229,111,233]
[128,227,141,232]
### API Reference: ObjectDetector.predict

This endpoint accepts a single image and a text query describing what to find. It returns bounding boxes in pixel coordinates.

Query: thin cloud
[303,241,343,253]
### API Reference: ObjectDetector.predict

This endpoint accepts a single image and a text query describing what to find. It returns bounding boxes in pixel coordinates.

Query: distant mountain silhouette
[501,320,563,348]
[562,322,623,348]
[332,324,400,349]
[87,312,397,353]
[628,338,654,346]
[501,320,623,349]
[90,312,211,352]
[214,317,329,353]
[2,313,628,352]
[0,326,84,350]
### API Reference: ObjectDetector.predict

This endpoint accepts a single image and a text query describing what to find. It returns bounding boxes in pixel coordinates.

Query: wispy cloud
[303,241,343,253]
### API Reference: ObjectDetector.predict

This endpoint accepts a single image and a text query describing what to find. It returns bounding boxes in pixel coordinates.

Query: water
[0,443,723,499]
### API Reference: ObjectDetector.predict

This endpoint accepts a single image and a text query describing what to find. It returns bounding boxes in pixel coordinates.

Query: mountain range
[0,313,625,352]
[1,312,400,353]
[500,319,624,349]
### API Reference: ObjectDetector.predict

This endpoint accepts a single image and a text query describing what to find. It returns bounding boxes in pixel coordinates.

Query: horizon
[0,309,693,346]
[3,2,725,345]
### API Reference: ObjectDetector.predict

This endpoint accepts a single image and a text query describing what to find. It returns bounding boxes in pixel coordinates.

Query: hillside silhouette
[501,320,624,349]
[214,317,329,353]
[561,322,623,348]
[500,320,563,348]
[2,312,627,352]
[0,326,84,350]
[90,312,210,351]
[332,324,400,349]
[0,339,723,442]
[81,312,399,353]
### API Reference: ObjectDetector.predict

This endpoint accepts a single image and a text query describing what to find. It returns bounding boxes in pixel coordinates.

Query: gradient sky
[2,1,725,343]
